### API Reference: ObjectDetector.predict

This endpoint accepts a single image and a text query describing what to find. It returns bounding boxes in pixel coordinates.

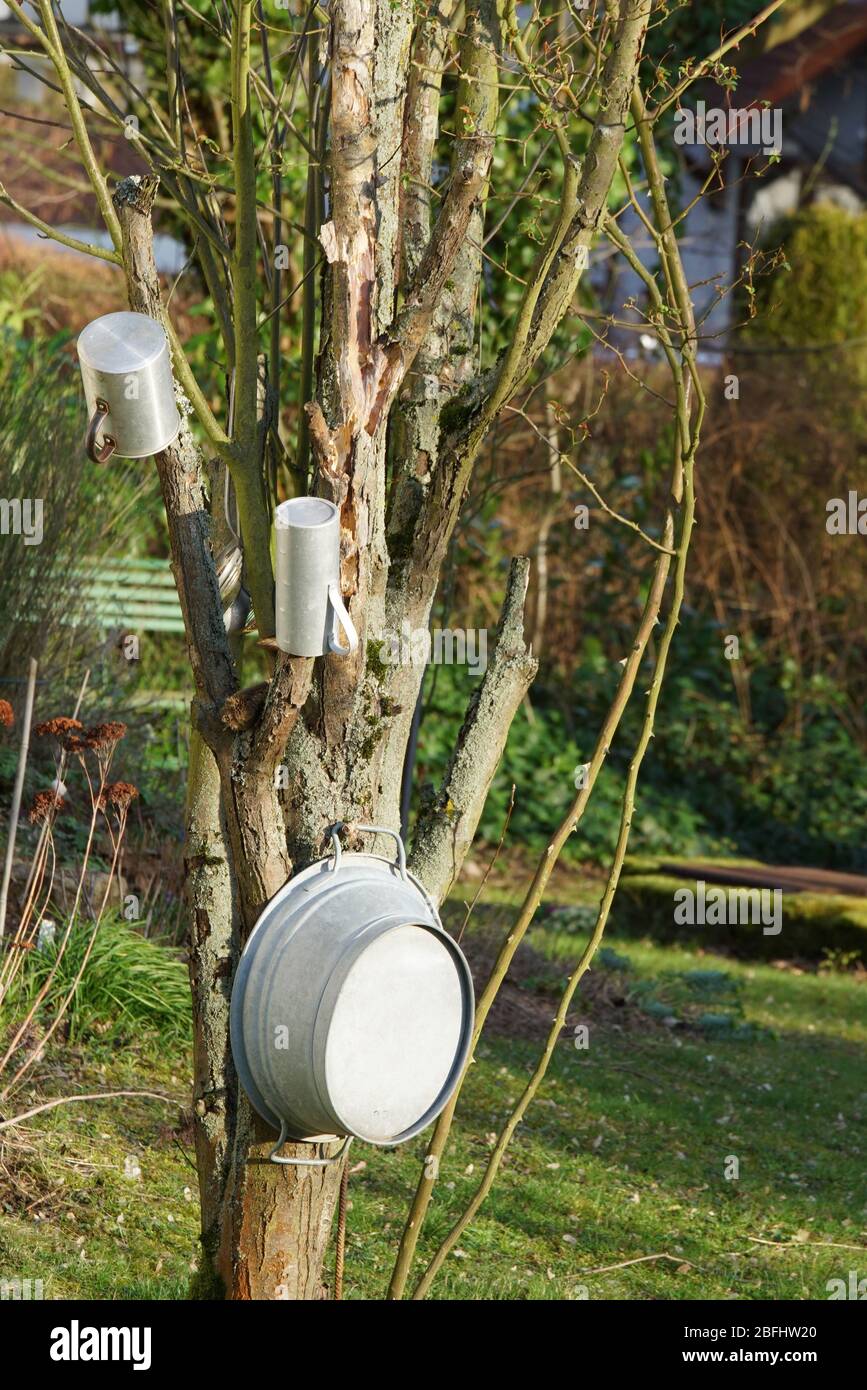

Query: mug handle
[327,582,358,657]
[85,399,117,464]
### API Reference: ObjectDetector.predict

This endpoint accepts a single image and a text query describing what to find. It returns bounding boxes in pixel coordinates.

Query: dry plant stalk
[0,718,137,1102]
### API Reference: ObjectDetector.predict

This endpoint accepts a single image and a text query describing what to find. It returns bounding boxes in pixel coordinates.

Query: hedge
[612,872,867,962]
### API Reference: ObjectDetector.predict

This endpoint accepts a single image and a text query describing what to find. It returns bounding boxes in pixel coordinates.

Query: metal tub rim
[230,849,474,1146]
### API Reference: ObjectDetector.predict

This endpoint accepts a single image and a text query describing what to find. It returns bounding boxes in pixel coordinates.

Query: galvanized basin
[230,828,474,1148]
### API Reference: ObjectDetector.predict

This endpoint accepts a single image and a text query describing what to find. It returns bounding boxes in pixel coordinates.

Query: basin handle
[328,822,409,882]
[267,1121,352,1167]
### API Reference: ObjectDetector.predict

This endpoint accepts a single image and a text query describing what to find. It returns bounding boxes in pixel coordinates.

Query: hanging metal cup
[77,311,181,462]
[274,498,358,658]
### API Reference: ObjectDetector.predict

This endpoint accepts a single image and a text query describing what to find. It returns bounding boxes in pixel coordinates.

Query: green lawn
[1,908,864,1300]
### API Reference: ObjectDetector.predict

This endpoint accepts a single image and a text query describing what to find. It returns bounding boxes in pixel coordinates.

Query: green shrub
[614,871,867,963]
[412,659,710,865]
[749,204,867,421]
[412,610,867,872]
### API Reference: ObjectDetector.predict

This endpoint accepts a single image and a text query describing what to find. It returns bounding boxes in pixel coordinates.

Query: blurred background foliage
[748,204,867,424]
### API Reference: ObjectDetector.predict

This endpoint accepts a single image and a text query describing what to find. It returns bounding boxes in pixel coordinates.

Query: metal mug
[274,497,358,658]
[77,311,181,462]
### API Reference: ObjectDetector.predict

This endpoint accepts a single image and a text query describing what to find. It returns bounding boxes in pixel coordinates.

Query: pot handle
[267,1121,352,1167]
[85,398,117,464]
[327,583,358,657]
[328,822,409,882]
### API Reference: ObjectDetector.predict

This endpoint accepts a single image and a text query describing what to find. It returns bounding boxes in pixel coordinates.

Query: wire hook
[267,1121,352,1167]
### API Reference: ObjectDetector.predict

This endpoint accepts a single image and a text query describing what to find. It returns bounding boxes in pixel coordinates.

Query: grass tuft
[3,914,190,1046]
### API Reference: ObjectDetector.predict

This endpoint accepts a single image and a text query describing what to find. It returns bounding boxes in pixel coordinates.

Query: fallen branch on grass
[578,1253,701,1276]
[748,1236,867,1254]
[0,1089,183,1132]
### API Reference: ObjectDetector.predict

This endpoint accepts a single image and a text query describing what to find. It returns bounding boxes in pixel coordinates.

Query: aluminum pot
[230,826,474,1154]
[77,311,181,461]
[274,497,358,657]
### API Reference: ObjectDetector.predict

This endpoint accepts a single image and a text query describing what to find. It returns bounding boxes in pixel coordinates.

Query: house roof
[710,0,867,109]
[697,2,867,193]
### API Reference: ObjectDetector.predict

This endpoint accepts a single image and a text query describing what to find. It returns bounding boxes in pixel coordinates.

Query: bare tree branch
[400,0,460,283]
[0,181,121,263]
[409,557,538,903]
[112,176,236,714]
[402,0,650,608]
[250,655,315,777]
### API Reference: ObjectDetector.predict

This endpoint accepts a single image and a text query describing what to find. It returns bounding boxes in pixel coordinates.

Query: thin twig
[0,658,38,941]
[457,786,516,945]
[652,0,791,122]
[748,1237,867,1255]
[504,404,676,556]
[579,1253,701,1276]
[0,1090,182,1133]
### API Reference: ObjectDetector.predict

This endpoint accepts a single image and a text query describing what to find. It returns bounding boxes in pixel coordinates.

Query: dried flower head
[34,717,84,751]
[84,722,128,750]
[28,790,68,824]
[0,699,14,728]
[98,781,139,812]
